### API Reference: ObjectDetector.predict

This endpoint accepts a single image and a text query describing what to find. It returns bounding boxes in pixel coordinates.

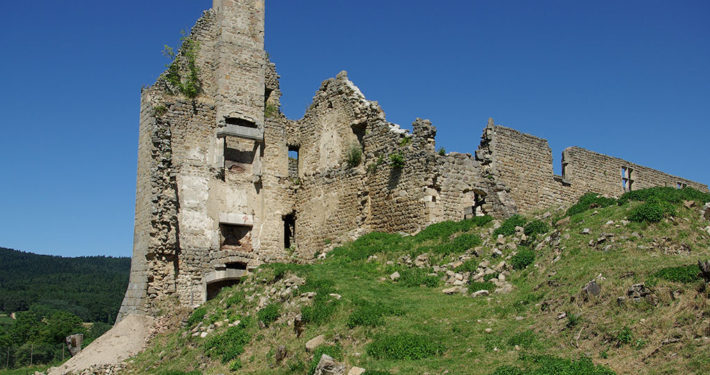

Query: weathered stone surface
[442,286,463,295]
[348,367,366,375]
[699,260,710,283]
[471,290,490,298]
[275,345,287,363]
[314,354,345,375]
[627,283,655,304]
[582,280,601,299]
[66,334,83,357]
[389,271,400,281]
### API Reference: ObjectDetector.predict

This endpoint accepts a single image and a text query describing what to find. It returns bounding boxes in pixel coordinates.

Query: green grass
[257,303,280,327]
[511,248,535,270]
[494,215,527,237]
[124,188,710,374]
[653,264,701,283]
[203,318,252,363]
[567,193,617,216]
[366,333,444,360]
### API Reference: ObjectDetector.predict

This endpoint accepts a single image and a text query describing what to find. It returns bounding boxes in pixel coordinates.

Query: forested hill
[0,247,130,323]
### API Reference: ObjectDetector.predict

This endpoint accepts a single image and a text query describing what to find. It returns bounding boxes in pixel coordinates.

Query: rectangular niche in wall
[219,223,253,252]
[224,137,256,175]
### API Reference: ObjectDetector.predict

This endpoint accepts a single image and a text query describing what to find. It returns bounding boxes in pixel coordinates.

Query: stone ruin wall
[561,146,706,196]
[118,0,708,321]
[479,124,708,214]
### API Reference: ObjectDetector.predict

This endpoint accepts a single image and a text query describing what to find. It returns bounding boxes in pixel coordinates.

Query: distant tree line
[0,247,130,323]
[0,247,130,369]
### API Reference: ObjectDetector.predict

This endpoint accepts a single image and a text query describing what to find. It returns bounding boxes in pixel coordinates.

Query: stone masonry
[117,0,708,321]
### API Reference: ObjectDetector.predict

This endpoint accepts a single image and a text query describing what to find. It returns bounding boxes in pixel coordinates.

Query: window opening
[288,146,299,178]
[283,212,296,250]
[621,166,634,192]
[219,224,253,252]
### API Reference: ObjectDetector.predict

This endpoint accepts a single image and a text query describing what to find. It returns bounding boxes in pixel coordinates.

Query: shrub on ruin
[346,144,362,168]
[203,318,251,363]
[627,202,665,223]
[163,34,201,98]
[566,193,617,216]
[366,333,444,360]
[653,264,700,283]
[524,220,549,237]
[438,147,446,156]
[390,153,405,168]
[511,248,535,270]
[257,303,280,327]
[153,105,167,117]
[493,215,527,237]
[264,103,278,118]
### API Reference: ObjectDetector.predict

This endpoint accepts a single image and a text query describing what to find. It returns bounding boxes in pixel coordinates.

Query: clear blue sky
[1,0,708,257]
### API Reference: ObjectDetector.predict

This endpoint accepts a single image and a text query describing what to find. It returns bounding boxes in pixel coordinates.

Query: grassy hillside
[126,187,710,374]
[0,248,130,323]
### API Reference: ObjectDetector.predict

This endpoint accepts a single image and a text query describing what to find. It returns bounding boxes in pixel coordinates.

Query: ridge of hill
[0,247,130,323]
[90,188,710,374]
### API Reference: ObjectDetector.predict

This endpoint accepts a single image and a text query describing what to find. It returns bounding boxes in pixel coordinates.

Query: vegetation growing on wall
[163,32,201,98]
[346,144,362,168]
[389,153,405,169]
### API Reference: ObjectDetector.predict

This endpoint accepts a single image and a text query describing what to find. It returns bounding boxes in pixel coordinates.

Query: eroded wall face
[117,93,162,321]
[282,74,507,257]
[213,0,265,126]
[562,147,707,195]
[478,124,708,216]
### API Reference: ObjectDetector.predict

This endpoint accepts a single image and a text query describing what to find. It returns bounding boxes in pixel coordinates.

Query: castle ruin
[117,0,707,321]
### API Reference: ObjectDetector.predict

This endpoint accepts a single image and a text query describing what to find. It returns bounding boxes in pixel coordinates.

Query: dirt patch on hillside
[47,314,154,375]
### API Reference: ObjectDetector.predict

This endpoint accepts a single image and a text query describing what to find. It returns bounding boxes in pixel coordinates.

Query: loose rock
[306,335,326,352]
[313,354,345,375]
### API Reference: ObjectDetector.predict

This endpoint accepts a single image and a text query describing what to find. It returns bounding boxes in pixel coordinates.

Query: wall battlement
[117,0,707,321]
